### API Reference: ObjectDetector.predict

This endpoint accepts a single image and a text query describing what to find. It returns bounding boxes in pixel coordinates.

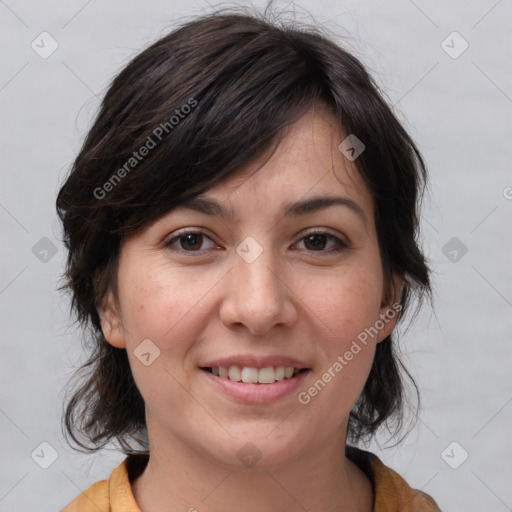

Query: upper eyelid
[165,228,348,250]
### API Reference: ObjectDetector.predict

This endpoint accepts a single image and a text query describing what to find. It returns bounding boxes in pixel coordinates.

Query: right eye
[165,230,219,254]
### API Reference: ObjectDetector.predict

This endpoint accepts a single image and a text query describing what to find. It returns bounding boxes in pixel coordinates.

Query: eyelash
[164,229,348,256]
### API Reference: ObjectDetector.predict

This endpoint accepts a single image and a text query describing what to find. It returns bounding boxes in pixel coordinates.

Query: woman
[57,9,440,512]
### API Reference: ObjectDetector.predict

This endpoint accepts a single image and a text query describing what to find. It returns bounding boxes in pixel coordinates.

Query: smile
[201,365,308,384]
[199,366,311,404]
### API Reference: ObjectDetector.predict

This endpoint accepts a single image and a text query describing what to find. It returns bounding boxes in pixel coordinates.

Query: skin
[100,104,402,512]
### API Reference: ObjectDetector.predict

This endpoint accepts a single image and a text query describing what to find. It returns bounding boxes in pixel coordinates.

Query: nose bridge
[221,236,295,333]
[235,241,282,306]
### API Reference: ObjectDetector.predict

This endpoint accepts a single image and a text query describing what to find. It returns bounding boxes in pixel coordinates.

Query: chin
[207,432,302,471]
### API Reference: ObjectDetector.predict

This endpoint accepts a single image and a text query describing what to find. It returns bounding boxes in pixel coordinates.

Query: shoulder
[59,476,111,512]
[59,455,145,512]
[346,446,442,512]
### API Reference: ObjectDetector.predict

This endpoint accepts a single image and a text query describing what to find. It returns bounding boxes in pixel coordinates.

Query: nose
[219,244,297,335]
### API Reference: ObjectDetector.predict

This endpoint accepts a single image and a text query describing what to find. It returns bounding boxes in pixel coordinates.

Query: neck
[131,418,373,512]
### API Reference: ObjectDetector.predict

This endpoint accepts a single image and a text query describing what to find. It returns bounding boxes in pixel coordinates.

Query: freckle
[139,304,144,311]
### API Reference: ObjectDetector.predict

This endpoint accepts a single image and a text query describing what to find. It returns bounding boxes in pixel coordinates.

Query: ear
[376,276,403,343]
[98,290,126,348]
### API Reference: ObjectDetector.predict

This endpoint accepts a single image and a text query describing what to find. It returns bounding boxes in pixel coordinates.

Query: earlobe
[98,290,126,348]
[376,276,404,343]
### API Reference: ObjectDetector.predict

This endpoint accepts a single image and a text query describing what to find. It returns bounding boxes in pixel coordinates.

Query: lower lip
[200,368,311,404]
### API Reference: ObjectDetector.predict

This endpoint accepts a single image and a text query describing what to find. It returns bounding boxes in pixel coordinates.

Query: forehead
[196,106,374,220]
[125,106,379,247]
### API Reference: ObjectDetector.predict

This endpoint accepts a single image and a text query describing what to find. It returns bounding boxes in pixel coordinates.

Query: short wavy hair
[56,8,432,454]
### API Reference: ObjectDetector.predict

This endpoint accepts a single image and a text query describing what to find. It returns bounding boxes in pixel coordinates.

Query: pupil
[182,233,202,250]
[306,234,326,250]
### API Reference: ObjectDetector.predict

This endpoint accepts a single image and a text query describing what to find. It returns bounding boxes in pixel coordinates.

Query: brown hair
[56,8,432,453]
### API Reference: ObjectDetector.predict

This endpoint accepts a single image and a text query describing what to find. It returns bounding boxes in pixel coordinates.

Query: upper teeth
[211,366,300,384]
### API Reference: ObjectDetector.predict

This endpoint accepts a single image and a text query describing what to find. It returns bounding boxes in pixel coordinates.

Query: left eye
[165,231,346,254]
[295,233,346,252]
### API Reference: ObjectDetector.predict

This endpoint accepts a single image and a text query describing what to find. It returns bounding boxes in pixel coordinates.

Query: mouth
[199,364,311,403]
[200,366,310,384]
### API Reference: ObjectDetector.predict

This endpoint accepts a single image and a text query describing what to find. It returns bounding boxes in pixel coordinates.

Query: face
[100,105,401,470]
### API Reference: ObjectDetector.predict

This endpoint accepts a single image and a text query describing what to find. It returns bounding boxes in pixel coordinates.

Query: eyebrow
[177,194,367,225]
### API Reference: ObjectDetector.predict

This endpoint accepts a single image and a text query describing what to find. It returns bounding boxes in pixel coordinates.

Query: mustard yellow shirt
[60,447,441,511]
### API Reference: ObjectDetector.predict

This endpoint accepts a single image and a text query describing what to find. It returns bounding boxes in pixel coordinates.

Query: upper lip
[200,355,311,370]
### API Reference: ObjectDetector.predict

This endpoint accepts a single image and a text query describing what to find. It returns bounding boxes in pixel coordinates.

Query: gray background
[1,0,511,510]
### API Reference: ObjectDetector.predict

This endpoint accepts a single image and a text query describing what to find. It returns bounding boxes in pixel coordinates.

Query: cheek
[305,266,383,342]
[318,286,379,387]
[116,266,213,408]
[116,263,225,396]
[118,265,207,341]
[295,268,383,412]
